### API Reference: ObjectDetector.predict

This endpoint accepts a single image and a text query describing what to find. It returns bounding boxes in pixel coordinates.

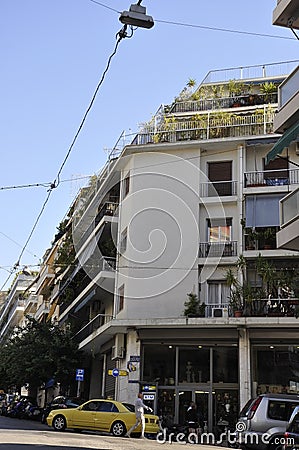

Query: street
[0,415,229,449]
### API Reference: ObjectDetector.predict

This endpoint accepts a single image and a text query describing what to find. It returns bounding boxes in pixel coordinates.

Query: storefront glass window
[252,345,299,395]
[158,389,175,422]
[179,347,210,383]
[213,347,238,383]
[143,345,175,385]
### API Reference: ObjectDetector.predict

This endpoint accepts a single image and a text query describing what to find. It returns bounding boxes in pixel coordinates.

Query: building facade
[1,60,299,432]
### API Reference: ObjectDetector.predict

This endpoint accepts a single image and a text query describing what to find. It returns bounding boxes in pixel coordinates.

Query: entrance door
[178,389,211,431]
[194,390,209,431]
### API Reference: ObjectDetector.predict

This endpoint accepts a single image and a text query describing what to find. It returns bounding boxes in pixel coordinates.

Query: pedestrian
[186,401,200,442]
[126,393,153,438]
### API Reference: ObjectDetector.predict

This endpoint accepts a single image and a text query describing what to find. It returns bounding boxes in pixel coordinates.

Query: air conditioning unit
[213,307,228,318]
[111,333,125,360]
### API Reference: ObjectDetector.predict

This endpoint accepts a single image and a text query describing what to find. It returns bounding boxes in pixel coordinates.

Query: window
[97,401,119,413]
[208,281,230,305]
[268,401,288,421]
[208,161,233,196]
[120,228,127,254]
[118,285,124,312]
[123,171,130,197]
[208,219,232,242]
[263,157,288,185]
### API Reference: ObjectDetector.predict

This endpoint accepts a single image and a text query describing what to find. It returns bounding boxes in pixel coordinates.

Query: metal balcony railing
[73,313,114,344]
[244,168,299,187]
[200,180,238,197]
[199,241,238,257]
[169,93,278,114]
[134,110,275,146]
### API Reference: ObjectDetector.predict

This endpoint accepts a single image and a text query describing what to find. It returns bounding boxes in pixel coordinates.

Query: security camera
[119,3,154,29]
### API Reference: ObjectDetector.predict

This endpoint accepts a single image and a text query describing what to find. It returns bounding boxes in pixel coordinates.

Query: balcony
[274,65,299,132]
[24,294,39,314]
[73,313,114,344]
[243,297,299,317]
[277,187,299,250]
[244,168,299,188]
[273,0,299,29]
[169,93,278,114]
[200,180,237,197]
[199,241,238,258]
[134,109,275,146]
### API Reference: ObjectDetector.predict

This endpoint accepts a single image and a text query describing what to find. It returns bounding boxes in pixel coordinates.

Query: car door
[71,400,99,429]
[93,401,119,432]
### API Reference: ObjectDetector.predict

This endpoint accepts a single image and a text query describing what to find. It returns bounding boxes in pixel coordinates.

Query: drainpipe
[238,144,244,279]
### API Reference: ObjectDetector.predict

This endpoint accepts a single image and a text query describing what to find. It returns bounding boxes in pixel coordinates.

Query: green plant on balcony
[183,292,205,317]
[260,82,277,103]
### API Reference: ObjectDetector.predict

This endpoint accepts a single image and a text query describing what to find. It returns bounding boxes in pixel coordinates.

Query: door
[94,401,119,432]
[72,400,98,429]
[194,391,209,431]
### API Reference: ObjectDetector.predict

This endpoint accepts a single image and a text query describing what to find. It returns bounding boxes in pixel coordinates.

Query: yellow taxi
[46,398,160,437]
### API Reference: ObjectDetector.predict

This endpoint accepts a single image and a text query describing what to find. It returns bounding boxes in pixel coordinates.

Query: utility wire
[155,19,296,41]
[6,31,126,280]
[87,0,297,41]
[52,34,124,189]
[0,175,93,192]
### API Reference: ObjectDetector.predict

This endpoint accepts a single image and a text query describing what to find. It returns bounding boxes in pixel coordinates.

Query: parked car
[282,405,299,450]
[41,396,82,423]
[237,394,299,450]
[46,398,160,437]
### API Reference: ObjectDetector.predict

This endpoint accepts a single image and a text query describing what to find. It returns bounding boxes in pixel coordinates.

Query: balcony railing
[200,180,238,197]
[76,201,119,251]
[134,110,275,146]
[280,187,299,226]
[244,168,299,187]
[73,313,114,344]
[199,241,238,257]
[169,93,278,114]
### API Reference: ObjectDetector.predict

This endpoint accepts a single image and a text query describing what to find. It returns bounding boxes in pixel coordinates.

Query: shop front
[142,343,239,432]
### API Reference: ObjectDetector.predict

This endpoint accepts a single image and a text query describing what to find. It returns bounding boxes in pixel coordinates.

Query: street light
[119,3,154,29]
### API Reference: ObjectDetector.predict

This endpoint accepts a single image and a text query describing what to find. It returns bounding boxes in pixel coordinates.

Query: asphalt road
[0,414,229,449]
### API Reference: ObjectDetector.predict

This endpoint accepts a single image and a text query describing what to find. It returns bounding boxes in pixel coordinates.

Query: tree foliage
[0,317,81,393]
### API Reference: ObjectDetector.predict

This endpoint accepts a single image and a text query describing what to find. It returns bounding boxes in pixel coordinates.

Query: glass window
[98,401,119,413]
[252,346,299,395]
[178,347,210,383]
[268,401,288,421]
[158,389,175,420]
[213,347,238,383]
[143,345,175,385]
[208,219,232,242]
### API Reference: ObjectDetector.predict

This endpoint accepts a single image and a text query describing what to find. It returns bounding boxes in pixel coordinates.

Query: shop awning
[265,121,299,165]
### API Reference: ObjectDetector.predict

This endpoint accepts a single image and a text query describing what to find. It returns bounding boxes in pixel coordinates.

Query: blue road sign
[76,368,84,381]
[112,368,119,377]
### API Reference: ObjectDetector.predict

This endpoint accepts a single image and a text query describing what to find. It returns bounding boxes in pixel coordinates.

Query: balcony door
[208,161,232,196]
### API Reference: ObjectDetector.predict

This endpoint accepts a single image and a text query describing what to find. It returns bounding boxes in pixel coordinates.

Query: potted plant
[184,292,201,317]
[262,228,276,249]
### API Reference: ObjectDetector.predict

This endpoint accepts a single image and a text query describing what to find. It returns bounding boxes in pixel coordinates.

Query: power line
[155,19,296,41]
[5,31,126,280]
[0,175,92,192]
[87,0,296,41]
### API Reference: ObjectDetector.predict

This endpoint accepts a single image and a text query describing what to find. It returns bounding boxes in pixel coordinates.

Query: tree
[0,317,81,395]
[184,292,200,317]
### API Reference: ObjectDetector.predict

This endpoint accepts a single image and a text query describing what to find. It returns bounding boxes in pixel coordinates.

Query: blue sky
[0,0,298,289]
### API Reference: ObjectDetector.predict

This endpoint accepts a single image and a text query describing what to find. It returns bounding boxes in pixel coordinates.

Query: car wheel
[268,437,284,450]
[52,415,66,431]
[111,420,126,437]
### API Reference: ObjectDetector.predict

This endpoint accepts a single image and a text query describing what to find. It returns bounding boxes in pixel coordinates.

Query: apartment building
[271,0,299,252]
[39,60,298,430]
[2,59,298,431]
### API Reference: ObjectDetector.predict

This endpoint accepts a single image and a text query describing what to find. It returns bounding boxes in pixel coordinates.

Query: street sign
[129,355,141,362]
[143,394,155,400]
[108,369,128,377]
[142,384,156,392]
[75,368,84,381]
